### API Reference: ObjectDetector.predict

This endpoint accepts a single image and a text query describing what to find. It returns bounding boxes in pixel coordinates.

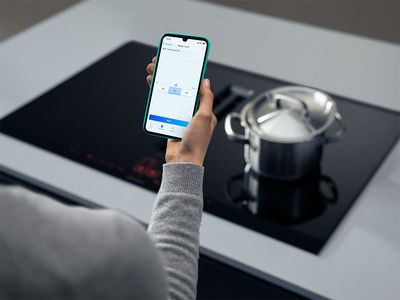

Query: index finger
[152,56,156,63]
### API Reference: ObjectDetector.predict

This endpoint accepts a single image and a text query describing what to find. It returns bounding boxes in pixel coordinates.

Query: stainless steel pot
[225,86,345,179]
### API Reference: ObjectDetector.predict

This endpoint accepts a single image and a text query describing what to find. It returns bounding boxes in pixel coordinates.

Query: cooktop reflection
[1,41,399,253]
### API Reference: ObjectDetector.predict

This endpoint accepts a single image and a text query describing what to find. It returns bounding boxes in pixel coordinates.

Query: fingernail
[204,78,210,87]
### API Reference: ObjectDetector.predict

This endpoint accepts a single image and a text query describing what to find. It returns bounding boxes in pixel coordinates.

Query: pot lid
[245,86,338,142]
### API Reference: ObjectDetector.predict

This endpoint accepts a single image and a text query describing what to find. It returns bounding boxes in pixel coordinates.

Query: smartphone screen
[144,33,209,139]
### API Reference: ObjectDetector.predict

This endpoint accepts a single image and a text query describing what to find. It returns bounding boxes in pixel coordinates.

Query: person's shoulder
[66,204,168,298]
[0,185,167,299]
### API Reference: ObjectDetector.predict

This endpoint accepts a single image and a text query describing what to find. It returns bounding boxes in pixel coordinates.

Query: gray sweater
[0,163,204,299]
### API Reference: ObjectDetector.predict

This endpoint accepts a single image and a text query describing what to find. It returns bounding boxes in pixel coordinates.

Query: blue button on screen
[168,87,181,95]
[149,114,189,127]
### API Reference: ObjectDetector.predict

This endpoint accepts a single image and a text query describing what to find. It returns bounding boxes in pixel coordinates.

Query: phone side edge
[142,34,165,135]
[193,35,211,115]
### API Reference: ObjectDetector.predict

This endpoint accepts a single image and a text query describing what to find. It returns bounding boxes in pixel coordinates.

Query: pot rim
[240,87,338,144]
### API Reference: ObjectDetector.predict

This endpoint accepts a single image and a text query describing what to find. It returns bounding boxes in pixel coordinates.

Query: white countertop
[0,1,399,299]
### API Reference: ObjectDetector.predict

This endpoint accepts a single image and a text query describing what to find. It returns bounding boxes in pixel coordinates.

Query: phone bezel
[143,32,210,140]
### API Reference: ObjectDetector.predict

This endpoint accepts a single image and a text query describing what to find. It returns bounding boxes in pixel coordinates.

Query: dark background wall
[206,0,399,44]
[0,0,398,44]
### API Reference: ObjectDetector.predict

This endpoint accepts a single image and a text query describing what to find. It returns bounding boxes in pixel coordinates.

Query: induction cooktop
[1,41,399,253]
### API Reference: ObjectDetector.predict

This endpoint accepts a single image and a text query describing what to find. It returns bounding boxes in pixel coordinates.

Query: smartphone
[143,33,210,139]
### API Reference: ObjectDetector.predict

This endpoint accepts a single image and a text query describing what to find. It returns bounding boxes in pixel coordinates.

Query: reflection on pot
[226,164,338,225]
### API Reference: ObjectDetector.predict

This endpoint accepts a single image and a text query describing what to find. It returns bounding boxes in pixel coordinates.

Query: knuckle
[202,88,213,98]
[212,114,218,126]
[205,90,214,100]
[196,111,212,121]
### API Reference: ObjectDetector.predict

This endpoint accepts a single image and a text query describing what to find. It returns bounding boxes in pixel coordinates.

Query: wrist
[166,154,204,166]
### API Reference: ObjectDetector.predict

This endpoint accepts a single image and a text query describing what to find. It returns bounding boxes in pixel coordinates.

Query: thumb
[197,78,213,114]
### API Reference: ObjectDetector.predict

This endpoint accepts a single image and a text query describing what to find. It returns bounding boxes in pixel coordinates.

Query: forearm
[147,163,204,300]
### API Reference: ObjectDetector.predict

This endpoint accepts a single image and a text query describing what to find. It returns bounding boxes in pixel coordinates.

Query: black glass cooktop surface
[1,41,399,253]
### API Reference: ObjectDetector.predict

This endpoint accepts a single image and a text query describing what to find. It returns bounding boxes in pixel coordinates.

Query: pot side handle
[324,112,346,144]
[225,112,249,144]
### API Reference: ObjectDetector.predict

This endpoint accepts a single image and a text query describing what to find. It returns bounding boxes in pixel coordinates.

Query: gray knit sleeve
[147,163,204,300]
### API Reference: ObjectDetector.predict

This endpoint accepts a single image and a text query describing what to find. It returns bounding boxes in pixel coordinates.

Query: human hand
[146,57,217,166]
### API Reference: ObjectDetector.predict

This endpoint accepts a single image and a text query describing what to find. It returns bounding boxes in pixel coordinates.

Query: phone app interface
[146,36,207,138]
